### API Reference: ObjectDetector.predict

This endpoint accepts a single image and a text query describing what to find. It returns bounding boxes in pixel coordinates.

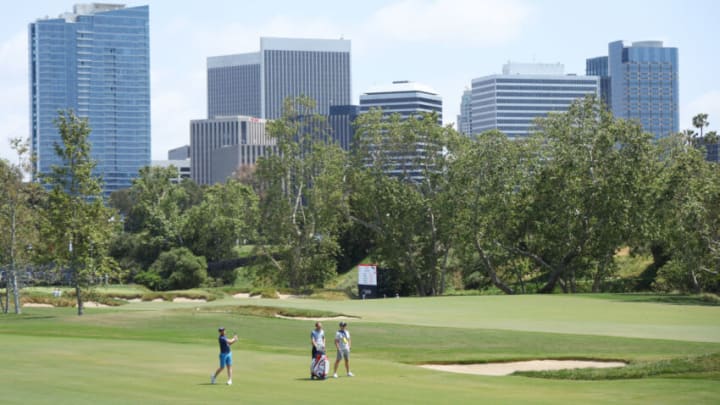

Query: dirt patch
[421,360,626,376]
[23,303,54,308]
[172,297,207,303]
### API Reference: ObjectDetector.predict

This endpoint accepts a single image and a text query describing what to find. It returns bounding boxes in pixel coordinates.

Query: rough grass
[515,352,720,380]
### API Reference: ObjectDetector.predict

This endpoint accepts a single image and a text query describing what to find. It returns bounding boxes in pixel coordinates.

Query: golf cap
[218,327,225,332]
[339,321,347,327]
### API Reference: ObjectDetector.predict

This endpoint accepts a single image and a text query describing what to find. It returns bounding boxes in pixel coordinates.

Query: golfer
[211,327,238,385]
[311,322,325,358]
[333,321,353,378]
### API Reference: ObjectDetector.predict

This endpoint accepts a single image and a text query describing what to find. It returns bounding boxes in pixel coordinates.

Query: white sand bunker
[421,360,626,376]
[274,314,356,321]
[23,303,54,308]
[172,297,207,303]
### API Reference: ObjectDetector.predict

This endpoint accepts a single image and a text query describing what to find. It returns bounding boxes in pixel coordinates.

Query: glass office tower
[587,41,679,139]
[29,4,150,196]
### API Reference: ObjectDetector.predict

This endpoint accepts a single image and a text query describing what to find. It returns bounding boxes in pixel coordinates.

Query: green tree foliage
[349,109,459,296]
[449,130,539,294]
[41,110,120,315]
[0,139,44,313]
[523,96,656,293]
[182,179,258,262]
[649,135,720,293]
[137,247,207,291]
[254,96,348,290]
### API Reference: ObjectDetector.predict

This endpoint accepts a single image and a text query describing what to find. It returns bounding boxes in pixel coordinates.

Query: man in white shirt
[310,322,325,359]
[333,321,353,378]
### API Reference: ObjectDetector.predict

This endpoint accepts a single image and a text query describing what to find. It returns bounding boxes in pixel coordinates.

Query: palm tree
[692,113,709,138]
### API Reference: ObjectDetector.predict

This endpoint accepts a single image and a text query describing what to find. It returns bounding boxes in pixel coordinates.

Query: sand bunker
[172,297,207,303]
[421,360,626,376]
[23,303,54,308]
[274,314,356,321]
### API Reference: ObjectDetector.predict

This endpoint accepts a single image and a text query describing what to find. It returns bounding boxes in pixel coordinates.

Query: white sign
[358,264,377,286]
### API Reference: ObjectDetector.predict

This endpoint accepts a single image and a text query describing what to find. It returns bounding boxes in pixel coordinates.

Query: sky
[1,0,719,165]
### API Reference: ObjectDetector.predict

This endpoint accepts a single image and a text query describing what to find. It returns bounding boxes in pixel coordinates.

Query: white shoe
[333,373,338,378]
[211,374,215,384]
[347,372,354,377]
[227,379,232,385]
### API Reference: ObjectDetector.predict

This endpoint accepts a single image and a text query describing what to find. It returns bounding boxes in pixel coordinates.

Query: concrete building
[168,145,190,160]
[29,4,150,196]
[471,62,599,138]
[151,160,191,183]
[587,40,679,139]
[207,37,351,120]
[457,88,472,135]
[190,116,275,185]
[328,105,360,151]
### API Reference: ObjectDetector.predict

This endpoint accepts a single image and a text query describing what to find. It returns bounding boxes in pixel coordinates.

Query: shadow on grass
[615,294,720,307]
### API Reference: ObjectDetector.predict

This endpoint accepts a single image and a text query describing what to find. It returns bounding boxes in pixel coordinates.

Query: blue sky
[1,0,719,164]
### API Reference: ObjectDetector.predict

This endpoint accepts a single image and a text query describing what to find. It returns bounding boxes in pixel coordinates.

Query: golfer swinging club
[212,327,238,385]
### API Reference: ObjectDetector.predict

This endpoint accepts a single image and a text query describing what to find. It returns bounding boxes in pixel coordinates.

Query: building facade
[359,81,443,181]
[328,105,359,151]
[168,145,190,160]
[587,40,679,139]
[471,62,599,138]
[207,37,351,120]
[151,160,191,184]
[457,88,472,135]
[359,80,442,121]
[190,116,275,185]
[29,4,150,196]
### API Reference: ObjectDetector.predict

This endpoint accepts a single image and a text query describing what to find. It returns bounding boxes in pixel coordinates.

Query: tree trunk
[10,270,21,314]
[476,240,514,294]
[75,283,84,316]
[689,270,701,294]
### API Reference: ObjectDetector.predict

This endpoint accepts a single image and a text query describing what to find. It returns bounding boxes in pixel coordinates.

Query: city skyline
[1,0,719,165]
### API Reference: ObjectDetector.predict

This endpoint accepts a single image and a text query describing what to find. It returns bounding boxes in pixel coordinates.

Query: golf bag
[310,345,330,380]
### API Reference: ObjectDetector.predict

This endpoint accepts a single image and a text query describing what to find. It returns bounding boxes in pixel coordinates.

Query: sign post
[357,264,378,299]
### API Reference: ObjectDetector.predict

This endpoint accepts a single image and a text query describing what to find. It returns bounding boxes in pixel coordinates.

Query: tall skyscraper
[471,62,598,138]
[207,37,351,119]
[29,4,150,196]
[587,40,679,139]
[457,88,472,135]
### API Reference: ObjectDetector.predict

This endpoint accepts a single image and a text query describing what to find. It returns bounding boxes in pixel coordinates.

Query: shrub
[137,247,208,291]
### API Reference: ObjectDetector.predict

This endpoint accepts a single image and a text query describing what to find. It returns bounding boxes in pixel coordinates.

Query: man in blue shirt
[212,327,238,385]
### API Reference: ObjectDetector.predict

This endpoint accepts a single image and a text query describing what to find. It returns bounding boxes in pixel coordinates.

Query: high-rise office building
[457,88,472,135]
[359,81,443,181]
[328,105,360,151]
[207,37,351,120]
[471,62,599,138]
[29,4,150,196]
[587,40,679,139]
[190,116,275,185]
[359,80,442,122]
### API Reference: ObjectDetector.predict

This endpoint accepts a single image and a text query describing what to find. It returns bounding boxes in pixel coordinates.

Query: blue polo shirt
[219,335,231,353]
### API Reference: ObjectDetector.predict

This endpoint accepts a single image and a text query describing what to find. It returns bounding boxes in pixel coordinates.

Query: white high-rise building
[471,62,599,138]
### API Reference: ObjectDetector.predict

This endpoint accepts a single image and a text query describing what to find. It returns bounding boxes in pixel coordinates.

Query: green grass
[1,293,719,404]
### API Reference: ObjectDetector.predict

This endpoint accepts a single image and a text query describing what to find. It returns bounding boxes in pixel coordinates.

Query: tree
[521,96,656,293]
[692,113,709,138]
[448,130,539,294]
[649,135,720,293]
[41,110,120,315]
[183,179,258,263]
[254,96,349,289]
[137,247,207,291]
[0,139,43,313]
[349,109,460,296]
